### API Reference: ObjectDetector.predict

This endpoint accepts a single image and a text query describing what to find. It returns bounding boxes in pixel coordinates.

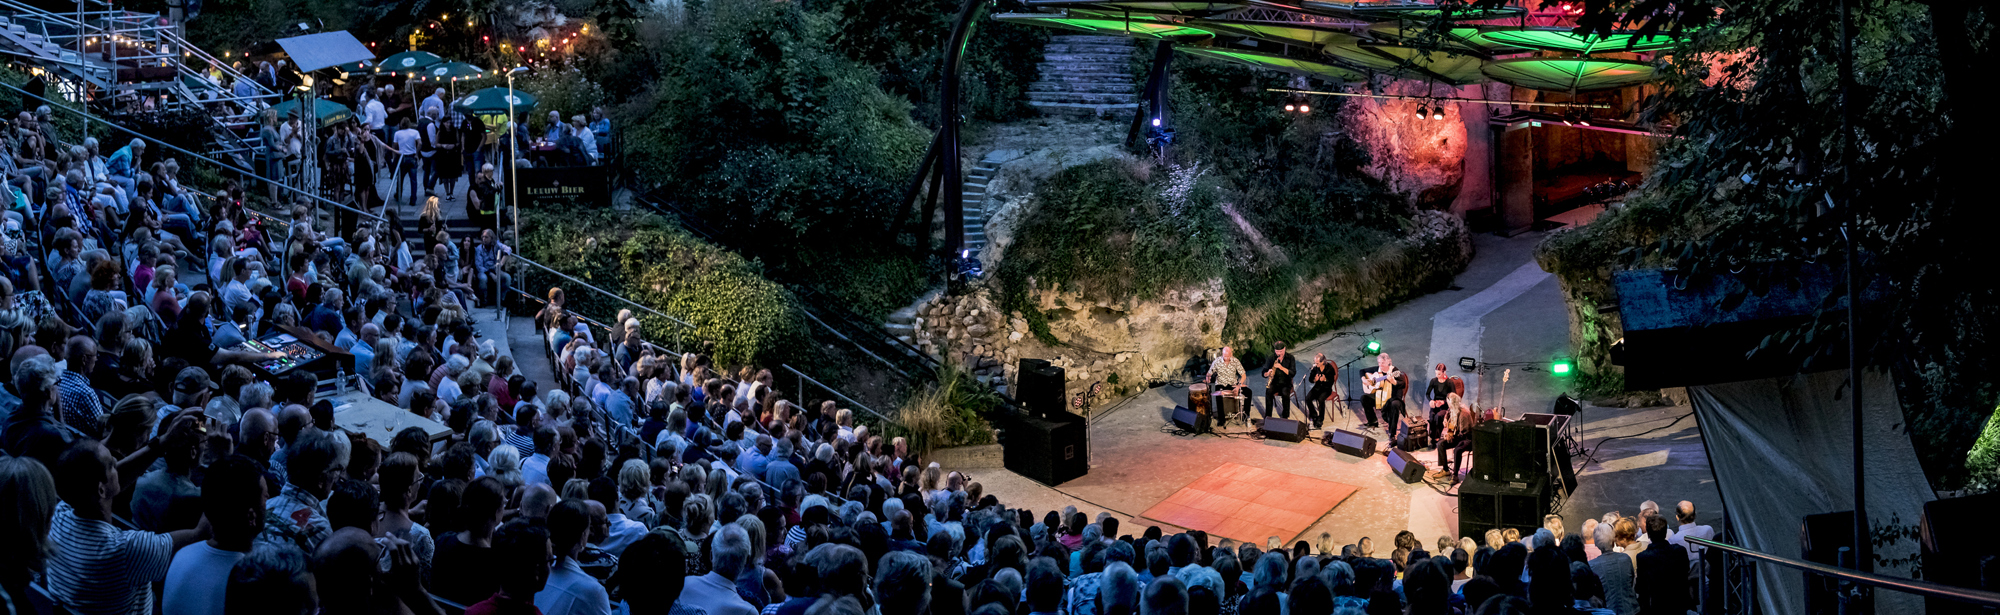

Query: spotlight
[1299,105,1310,113]
[1578,118,1591,126]
[1286,104,1296,112]
[1415,106,1428,120]
[1432,108,1444,120]
[1362,340,1383,355]
[1152,117,1162,127]
[1551,356,1576,376]
[1458,357,1477,372]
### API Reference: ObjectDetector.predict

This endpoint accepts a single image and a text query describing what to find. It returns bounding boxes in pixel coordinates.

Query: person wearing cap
[170,366,215,415]
[1426,363,1457,443]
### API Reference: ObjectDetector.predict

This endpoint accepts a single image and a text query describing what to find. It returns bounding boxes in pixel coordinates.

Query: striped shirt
[46,502,176,615]
[505,429,536,458]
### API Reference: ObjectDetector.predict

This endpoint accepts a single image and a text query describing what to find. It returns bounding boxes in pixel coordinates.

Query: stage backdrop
[1688,368,1932,615]
[516,166,610,210]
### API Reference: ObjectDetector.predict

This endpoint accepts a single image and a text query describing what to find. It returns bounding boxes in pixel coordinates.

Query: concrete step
[1051,34,1137,45]
[1043,52,1131,63]
[1039,61,1129,73]
[884,322,916,336]
[1027,90,1141,104]
[1044,43,1138,55]
[1035,72,1138,84]
[1030,80,1138,94]
[1028,100,1141,117]
[965,181,989,189]
[887,305,919,325]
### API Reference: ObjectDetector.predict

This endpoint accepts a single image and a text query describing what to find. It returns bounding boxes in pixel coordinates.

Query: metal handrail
[511,253,696,332]
[781,364,900,428]
[1687,536,2000,606]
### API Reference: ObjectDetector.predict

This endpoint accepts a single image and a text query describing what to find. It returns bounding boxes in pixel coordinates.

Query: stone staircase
[1027,35,1141,118]
[962,154,1005,254]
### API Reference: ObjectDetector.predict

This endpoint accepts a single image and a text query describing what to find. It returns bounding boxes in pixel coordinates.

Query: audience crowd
[0,100,1718,615]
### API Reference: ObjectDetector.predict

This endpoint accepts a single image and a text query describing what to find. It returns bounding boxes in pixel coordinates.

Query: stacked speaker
[1458,417,1572,539]
[1000,359,1090,486]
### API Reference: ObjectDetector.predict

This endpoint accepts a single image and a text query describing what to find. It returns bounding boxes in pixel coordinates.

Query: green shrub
[894,360,1000,455]
[517,208,811,368]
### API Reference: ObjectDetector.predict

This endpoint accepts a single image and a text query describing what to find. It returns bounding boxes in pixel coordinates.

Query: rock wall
[905,211,1472,402]
[1337,79,1471,211]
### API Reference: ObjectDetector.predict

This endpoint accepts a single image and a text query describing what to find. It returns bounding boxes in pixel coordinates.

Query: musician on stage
[1431,392,1477,482]
[1261,341,1297,421]
[1205,346,1249,422]
[1358,353,1406,430]
[1426,363,1456,443]
[1305,353,1336,430]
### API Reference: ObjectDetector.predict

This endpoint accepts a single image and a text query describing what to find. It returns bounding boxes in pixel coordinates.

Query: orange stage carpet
[1141,462,1361,544]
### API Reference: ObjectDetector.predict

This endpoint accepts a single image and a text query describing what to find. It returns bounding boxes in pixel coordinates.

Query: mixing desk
[235,333,330,376]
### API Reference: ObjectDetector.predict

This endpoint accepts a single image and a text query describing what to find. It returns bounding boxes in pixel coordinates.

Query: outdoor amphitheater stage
[938,233,1724,545]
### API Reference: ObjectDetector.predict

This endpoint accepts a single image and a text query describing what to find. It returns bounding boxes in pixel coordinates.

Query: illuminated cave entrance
[984,0,1688,238]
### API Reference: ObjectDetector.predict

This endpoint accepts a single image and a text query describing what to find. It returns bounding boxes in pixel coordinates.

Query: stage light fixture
[1286,104,1296,112]
[1299,105,1310,113]
[1432,108,1444,120]
[1415,106,1428,120]
[1551,356,1575,376]
[1458,357,1477,372]
[1152,117,1162,126]
[1362,340,1383,355]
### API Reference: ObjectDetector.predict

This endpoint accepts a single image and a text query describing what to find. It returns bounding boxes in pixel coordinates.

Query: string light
[1299,105,1310,113]
[1285,104,1295,112]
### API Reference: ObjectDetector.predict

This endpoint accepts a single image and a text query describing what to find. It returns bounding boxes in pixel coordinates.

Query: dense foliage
[517,209,812,369]
[1530,0,1993,486]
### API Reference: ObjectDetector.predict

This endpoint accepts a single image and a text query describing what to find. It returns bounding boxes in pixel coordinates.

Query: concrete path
[943,231,1725,543]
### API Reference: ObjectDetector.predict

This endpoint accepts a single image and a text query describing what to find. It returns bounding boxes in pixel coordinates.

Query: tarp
[275,31,373,73]
[1688,369,1933,615]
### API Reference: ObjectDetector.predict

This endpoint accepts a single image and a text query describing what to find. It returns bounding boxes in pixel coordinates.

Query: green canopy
[1357,43,1488,85]
[1181,46,1365,82]
[1188,20,1362,49]
[1029,0,1244,15]
[335,58,375,75]
[1365,23,1529,55]
[452,87,538,113]
[1320,42,1409,72]
[415,61,487,81]
[993,13,1214,40]
[1481,57,1658,91]
[270,98,354,128]
[1477,27,1685,54]
[1300,1,1522,21]
[378,50,445,75]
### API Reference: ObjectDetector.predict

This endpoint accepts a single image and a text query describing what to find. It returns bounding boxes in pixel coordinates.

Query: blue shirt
[163,543,246,615]
[107,145,138,176]
[57,370,106,438]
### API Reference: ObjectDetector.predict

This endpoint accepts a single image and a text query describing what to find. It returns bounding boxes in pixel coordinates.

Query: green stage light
[1551,357,1575,376]
[1363,340,1383,355]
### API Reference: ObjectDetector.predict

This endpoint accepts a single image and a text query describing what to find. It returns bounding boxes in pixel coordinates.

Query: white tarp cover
[1688,369,1933,615]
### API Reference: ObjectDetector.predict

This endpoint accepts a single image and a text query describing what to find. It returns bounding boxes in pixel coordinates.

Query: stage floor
[941,232,1723,547]
[1142,462,1360,544]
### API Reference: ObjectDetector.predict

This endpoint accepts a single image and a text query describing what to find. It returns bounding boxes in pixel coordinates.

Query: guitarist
[1426,364,1456,444]
[1359,353,1407,430]
[1431,392,1478,482]
[1261,341,1297,422]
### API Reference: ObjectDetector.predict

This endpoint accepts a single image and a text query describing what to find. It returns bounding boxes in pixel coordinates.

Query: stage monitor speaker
[1259,418,1308,442]
[1386,448,1424,484]
[1000,408,1090,486]
[1327,429,1376,458]
[1520,413,1577,495]
[1498,420,1548,483]
[1015,361,1066,416]
[1172,405,1210,434]
[1922,493,2000,615]
[1456,477,1549,541]
[1471,422,1503,482]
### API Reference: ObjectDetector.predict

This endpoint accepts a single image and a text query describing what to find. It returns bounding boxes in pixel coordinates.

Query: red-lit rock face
[1335,78,1471,211]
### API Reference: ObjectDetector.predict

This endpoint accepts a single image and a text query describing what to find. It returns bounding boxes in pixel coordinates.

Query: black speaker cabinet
[1000,408,1090,486]
[1802,511,1868,615]
[1923,493,2000,615]
[1172,405,1210,434]
[1015,360,1067,417]
[1471,422,1502,481]
[1519,413,1576,494]
[1327,429,1376,458]
[1259,418,1308,442]
[1456,477,1549,540]
[1387,448,1424,484]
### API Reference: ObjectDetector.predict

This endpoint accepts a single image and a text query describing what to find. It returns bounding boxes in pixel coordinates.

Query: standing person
[258,110,282,204]
[163,455,266,615]
[1425,364,1455,441]
[1304,353,1336,430]
[1634,516,1689,615]
[364,88,389,170]
[391,118,423,208]
[1260,342,1295,421]
[46,439,212,615]
[434,110,465,200]
[419,107,441,196]
[468,164,499,234]
[350,121,383,213]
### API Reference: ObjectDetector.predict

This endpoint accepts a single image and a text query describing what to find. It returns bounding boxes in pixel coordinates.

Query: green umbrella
[270,97,355,128]
[453,87,538,114]
[378,50,445,76]
[417,61,486,81]
[336,58,376,75]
